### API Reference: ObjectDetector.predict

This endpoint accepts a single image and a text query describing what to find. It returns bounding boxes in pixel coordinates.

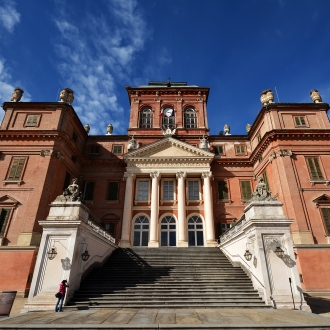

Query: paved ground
[1,308,330,329]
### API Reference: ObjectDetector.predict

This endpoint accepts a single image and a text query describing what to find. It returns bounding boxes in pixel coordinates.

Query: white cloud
[0,0,20,33]
[53,0,149,135]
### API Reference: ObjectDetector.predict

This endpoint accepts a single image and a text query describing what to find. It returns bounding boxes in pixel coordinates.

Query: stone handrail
[87,219,115,244]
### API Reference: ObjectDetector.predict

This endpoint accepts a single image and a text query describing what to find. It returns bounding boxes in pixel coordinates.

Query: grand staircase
[68,247,269,309]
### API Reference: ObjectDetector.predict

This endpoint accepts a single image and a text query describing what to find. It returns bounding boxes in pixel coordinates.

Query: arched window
[160,215,176,246]
[139,108,153,128]
[161,107,175,129]
[188,215,204,246]
[184,108,197,128]
[133,215,149,246]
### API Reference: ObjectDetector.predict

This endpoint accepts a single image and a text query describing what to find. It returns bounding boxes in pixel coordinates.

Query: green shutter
[8,158,25,180]
[240,181,252,200]
[108,182,119,200]
[300,117,306,125]
[307,158,323,180]
[320,208,330,234]
[0,208,11,236]
[263,172,269,191]
[218,181,228,200]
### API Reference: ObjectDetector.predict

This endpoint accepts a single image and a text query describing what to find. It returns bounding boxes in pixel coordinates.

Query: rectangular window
[218,181,228,200]
[320,208,330,235]
[0,208,11,236]
[63,172,71,190]
[294,116,307,126]
[90,146,100,154]
[307,158,324,180]
[83,182,95,200]
[137,181,149,201]
[25,115,39,127]
[240,180,252,200]
[163,180,174,200]
[235,145,245,155]
[263,172,269,191]
[188,181,199,200]
[113,145,123,155]
[214,146,224,155]
[107,181,119,200]
[103,223,115,236]
[72,132,78,143]
[7,157,26,180]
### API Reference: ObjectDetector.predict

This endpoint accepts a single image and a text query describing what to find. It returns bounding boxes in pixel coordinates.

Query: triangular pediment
[124,137,214,159]
[313,194,330,204]
[0,195,21,207]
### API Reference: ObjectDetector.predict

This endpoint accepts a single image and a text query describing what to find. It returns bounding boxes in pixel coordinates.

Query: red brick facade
[1,82,330,296]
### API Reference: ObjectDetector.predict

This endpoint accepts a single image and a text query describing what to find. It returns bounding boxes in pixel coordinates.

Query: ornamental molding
[127,160,212,168]
[150,171,161,179]
[268,149,292,163]
[201,171,214,180]
[123,173,136,181]
[176,171,187,179]
[40,149,54,157]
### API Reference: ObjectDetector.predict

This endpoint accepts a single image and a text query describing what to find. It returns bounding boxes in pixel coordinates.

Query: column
[202,171,217,247]
[119,172,135,247]
[176,171,188,247]
[149,171,160,247]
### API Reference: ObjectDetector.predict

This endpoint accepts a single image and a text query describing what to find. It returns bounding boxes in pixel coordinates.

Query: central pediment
[123,137,214,172]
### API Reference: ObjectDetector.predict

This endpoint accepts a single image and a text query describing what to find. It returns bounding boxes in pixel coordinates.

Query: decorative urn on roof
[84,124,90,134]
[59,88,74,105]
[10,87,24,102]
[260,89,274,106]
[106,124,113,135]
[310,89,322,103]
[224,124,231,136]
[199,135,209,151]
[246,124,252,133]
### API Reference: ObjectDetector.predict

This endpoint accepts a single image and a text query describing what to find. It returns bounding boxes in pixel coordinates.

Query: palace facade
[1,82,330,299]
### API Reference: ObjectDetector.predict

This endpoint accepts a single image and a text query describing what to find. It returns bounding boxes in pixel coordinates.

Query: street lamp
[81,249,90,262]
[47,246,57,260]
[244,249,252,261]
[274,246,284,258]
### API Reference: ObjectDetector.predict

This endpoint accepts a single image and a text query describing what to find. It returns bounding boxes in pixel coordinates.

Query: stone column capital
[176,171,187,179]
[123,172,136,181]
[150,171,161,180]
[201,171,214,180]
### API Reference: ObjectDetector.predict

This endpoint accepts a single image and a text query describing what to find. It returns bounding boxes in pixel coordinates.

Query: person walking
[55,280,69,312]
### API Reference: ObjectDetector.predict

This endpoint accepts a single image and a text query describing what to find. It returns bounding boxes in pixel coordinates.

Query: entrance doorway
[133,215,149,246]
[160,215,176,246]
[188,215,204,246]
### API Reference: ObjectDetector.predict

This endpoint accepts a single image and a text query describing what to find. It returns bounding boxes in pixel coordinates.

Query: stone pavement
[0,308,330,329]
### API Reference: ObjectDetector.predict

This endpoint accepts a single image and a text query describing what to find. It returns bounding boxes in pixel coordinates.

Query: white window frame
[186,179,202,205]
[160,178,176,204]
[134,178,151,205]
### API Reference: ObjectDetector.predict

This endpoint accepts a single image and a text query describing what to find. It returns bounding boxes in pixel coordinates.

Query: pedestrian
[55,279,69,312]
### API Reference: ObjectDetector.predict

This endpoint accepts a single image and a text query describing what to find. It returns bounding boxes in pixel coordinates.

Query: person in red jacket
[55,280,69,312]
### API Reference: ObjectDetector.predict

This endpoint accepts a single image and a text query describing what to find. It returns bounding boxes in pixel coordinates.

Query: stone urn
[260,89,274,106]
[224,124,230,135]
[310,89,322,103]
[59,88,74,105]
[106,124,113,135]
[246,124,252,133]
[10,88,24,102]
[84,124,90,134]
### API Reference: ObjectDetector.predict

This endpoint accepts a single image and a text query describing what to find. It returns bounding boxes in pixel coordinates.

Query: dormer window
[139,108,153,128]
[184,108,197,128]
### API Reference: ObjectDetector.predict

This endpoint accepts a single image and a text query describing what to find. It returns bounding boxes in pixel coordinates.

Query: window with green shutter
[214,146,224,155]
[25,115,39,126]
[7,158,26,180]
[107,182,119,200]
[294,116,306,126]
[0,208,11,236]
[113,145,122,155]
[235,145,245,155]
[306,158,324,180]
[320,208,330,235]
[262,172,269,191]
[240,180,252,200]
[218,181,228,200]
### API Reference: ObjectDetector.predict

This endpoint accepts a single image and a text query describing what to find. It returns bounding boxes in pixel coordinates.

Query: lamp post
[274,245,296,310]
[47,247,57,260]
[244,249,252,261]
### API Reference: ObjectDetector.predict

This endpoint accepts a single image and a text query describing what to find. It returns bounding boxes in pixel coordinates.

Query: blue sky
[1,0,330,135]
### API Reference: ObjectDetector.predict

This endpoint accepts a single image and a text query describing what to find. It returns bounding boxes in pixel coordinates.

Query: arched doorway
[133,215,149,246]
[188,215,204,246]
[160,215,176,247]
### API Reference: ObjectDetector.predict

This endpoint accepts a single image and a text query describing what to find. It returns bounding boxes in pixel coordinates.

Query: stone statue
[59,88,74,105]
[162,126,176,137]
[249,177,276,202]
[246,124,252,133]
[310,89,322,103]
[84,124,90,134]
[106,124,113,135]
[10,88,24,102]
[54,178,82,202]
[199,135,209,150]
[260,89,274,106]
[127,135,137,151]
[224,124,231,135]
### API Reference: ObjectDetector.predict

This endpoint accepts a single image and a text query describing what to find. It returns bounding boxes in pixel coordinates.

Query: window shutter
[307,158,323,180]
[240,181,252,200]
[0,208,11,236]
[320,208,330,234]
[300,117,306,125]
[84,182,95,200]
[262,172,269,190]
[8,158,25,180]
[108,182,119,200]
[218,181,228,200]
